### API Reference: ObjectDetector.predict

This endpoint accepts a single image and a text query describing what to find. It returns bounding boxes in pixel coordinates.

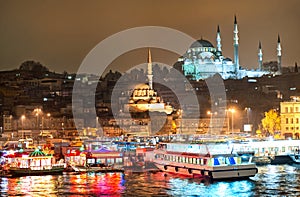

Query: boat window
[218,157,225,165]
[228,157,236,165]
[200,158,203,165]
[214,158,220,165]
[116,158,123,164]
[107,158,114,164]
[189,157,193,164]
[87,158,95,164]
[193,158,196,164]
[282,147,285,152]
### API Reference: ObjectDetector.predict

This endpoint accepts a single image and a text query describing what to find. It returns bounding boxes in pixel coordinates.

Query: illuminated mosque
[126,49,173,115]
[179,16,282,80]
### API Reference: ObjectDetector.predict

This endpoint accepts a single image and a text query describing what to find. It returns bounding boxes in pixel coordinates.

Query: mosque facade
[180,16,282,80]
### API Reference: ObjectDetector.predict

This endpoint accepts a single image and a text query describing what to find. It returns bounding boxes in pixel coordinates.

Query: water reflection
[1,165,300,196]
[1,175,58,196]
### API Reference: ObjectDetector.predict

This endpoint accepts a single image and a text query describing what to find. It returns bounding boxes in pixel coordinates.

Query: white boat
[232,139,300,165]
[153,142,257,181]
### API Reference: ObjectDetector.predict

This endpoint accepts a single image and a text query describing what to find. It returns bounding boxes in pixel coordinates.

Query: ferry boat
[153,142,257,181]
[8,149,66,176]
[232,139,300,165]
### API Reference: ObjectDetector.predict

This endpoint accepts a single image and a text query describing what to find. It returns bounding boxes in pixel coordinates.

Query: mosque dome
[134,83,150,90]
[190,39,214,48]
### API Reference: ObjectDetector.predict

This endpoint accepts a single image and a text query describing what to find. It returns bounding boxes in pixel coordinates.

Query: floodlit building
[180,16,282,80]
[125,49,173,115]
[280,96,300,138]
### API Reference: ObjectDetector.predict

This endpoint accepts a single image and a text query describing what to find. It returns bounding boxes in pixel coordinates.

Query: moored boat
[232,139,300,165]
[69,147,124,173]
[8,149,66,176]
[153,142,257,181]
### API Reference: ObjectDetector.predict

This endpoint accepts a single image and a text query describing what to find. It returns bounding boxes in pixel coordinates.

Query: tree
[262,61,278,72]
[261,109,281,136]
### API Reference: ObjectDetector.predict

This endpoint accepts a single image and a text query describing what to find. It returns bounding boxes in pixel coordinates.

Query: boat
[69,147,124,173]
[153,142,257,181]
[288,153,300,164]
[8,149,66,176]
[232,139,300,165]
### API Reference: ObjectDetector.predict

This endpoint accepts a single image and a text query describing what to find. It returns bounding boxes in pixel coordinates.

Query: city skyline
[0,0,300,73]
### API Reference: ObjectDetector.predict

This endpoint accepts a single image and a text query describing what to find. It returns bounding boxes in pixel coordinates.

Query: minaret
[277,35,282,74]
[233,15,239,73]
[216,25,222,53]
[147,48,153,89]
[258,41,263,70]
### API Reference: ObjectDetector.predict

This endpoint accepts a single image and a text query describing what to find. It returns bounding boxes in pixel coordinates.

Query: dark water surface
[1,165,300,196]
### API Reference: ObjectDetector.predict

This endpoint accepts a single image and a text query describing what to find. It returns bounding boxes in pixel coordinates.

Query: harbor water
[0,164,300,196]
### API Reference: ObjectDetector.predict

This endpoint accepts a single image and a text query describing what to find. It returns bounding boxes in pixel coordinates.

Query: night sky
[1,0,299,73]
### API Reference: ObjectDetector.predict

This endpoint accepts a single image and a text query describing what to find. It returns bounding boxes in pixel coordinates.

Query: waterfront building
[280,96,300,138]
[179,16,281,80]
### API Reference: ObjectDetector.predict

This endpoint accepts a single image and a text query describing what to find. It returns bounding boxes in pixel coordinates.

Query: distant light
[43,98,48,101]
[290,87,296,91]
[67,76,72,79]
[248,79,257,83]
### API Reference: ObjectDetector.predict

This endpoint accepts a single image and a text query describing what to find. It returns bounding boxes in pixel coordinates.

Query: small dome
[150,98,157,104]
[137,100,148,104]
[129,99,134,104]
[190,39,214,48]
[134,83,150,90]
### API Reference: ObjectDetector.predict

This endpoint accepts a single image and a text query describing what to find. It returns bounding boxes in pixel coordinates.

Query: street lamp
[245,107,251,124]
[21,115,25,139]
[207,111,217,135]
[46,113,51,129]
[228,108,235,133]
[178,109,183,134]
